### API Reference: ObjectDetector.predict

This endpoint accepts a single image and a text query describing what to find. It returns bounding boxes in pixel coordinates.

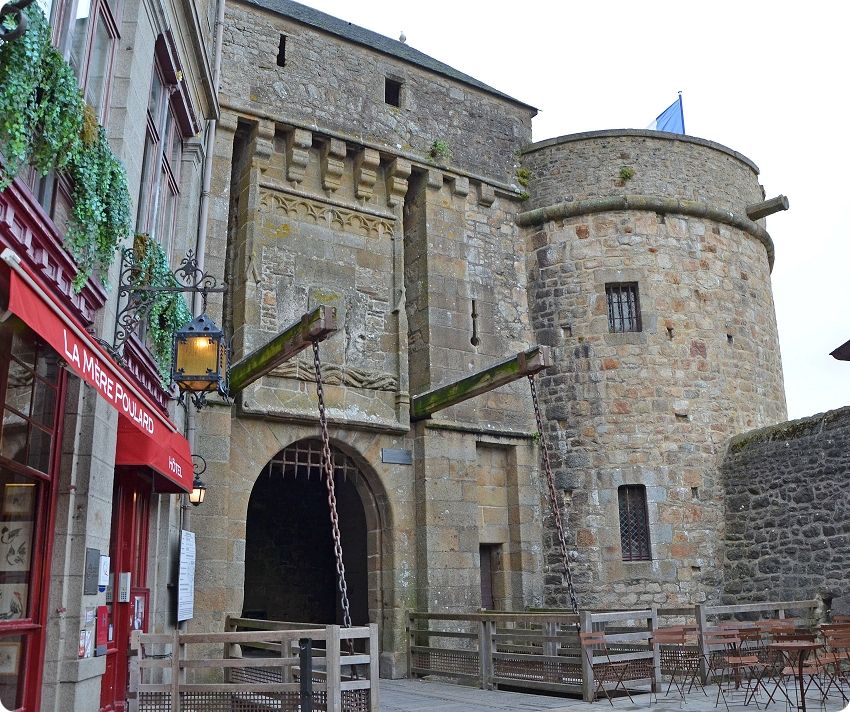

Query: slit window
[385,77,402,107]
[606,282,642,333]
[618,485,651,561]
[277,34,286,67]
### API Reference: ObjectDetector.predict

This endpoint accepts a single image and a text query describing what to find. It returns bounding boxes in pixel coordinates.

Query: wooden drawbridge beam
[228,305,337,394]
[411,345,553,421]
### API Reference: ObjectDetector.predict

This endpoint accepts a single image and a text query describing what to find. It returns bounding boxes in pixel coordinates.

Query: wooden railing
[129,618,379,712]
[408,599,824,701]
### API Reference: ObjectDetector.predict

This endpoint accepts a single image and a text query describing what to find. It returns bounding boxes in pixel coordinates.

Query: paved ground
[379,678,850,712]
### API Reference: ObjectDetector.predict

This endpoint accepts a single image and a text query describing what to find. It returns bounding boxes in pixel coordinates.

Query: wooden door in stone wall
[243,439,369,625]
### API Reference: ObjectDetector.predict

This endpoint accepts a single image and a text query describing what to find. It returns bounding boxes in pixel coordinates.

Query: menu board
[177,530,196,622]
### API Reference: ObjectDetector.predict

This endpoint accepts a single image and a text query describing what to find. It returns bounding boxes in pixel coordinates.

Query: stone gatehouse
[190,0,791,677]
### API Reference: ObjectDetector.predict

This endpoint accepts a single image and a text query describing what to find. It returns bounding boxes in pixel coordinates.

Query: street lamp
[172,313,228,409]
[188,475,206,506]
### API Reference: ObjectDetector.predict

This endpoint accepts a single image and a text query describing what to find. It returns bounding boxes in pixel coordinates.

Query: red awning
[115,416,192,492]
[1,248,193,493]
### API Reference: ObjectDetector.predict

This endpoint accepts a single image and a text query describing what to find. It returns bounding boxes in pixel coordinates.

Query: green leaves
[67,126,131,290]
[0,4,131,290]
[132,235,193,384]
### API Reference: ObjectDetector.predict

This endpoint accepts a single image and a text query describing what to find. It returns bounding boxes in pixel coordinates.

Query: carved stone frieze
[270,359,398,392]
[259,189,396,238]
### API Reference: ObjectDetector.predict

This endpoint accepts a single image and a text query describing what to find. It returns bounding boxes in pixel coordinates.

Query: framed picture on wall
[0,584,27,621]
[0,522,32,573]
[0,642,20,675]
[1,484,35,517]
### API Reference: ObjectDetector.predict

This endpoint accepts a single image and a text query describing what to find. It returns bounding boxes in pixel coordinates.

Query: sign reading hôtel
[63,328,157,435]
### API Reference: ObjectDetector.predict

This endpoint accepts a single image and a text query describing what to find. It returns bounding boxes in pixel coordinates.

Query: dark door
[100,470,150,712]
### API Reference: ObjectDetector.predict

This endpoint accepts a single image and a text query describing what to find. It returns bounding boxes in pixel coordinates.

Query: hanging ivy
[132,234,193,384]
[0,4,131,289]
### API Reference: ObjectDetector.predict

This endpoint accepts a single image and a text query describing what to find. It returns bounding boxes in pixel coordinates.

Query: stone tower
[519,129,787,608]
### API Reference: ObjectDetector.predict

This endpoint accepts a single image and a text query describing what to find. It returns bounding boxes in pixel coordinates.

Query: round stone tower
[519,129,787,608]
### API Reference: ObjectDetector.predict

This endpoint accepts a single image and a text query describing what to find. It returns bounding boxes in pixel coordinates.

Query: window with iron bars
[606,282,642,333]
[618,484,651,561]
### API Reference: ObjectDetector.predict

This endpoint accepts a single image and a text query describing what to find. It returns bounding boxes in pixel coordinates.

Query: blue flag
[649,94,685,134]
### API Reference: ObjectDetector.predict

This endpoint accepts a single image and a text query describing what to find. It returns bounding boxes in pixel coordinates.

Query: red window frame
[0,322,66,712]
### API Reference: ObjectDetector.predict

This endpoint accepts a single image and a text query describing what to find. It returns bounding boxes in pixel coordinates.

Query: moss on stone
[726,406,850,454]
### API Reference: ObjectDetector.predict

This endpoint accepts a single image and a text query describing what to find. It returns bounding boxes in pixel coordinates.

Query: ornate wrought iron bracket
[0,0,36,42]
[112,247,225,355]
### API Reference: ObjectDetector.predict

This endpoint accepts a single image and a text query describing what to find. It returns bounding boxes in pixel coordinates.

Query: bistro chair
[653,627,706,701]
[819,628,850,704]
[580,630,636,705]
[703,631,772,710]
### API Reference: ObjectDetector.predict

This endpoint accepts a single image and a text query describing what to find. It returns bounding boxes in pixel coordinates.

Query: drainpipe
[184,0,226,523]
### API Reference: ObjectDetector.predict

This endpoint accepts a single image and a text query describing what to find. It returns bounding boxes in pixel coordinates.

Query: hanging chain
[528,374,580,618]
[312,341,352,629]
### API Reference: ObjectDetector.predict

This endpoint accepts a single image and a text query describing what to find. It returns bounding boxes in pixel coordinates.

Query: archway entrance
[243,439,370,625]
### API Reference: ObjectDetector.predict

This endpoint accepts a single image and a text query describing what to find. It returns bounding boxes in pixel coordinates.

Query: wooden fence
[129,618,379,712]
[408,599,821,701]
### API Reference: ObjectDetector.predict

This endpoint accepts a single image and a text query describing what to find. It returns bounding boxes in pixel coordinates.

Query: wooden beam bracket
[228,305,337,394]
[411,345,553,421]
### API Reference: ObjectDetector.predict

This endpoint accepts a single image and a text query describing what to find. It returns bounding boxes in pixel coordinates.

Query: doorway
[99,470,151,712]
[243,439,369,625]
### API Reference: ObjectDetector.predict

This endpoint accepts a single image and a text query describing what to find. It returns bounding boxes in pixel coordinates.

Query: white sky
[300,0,850,420]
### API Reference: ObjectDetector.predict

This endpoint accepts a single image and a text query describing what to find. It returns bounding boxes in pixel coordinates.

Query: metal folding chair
[580,630,636,705]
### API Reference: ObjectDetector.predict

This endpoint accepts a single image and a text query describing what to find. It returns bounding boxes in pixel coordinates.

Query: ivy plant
[0,4,132,290]
[132,234,193,384]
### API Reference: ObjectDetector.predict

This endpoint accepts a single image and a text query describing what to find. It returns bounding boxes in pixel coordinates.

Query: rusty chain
[311,340,352,629]
[528,374,580,619]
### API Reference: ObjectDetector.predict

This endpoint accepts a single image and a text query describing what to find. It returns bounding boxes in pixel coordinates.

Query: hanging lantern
[172,314,228,408]
[188,475,206,506]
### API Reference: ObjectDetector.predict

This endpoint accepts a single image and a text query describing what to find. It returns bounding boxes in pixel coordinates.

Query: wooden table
[768,640,822,712]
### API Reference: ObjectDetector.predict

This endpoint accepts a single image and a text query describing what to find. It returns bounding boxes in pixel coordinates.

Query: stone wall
[721,408,850,614]
[220,2,534,184]
[521,131,787,609]
[524,130,764,214]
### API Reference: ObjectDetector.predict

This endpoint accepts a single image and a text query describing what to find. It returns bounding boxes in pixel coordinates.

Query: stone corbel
[354,147,380,200]
[254,119,275,167]
[321,138,346,192]
[286,128,312,183]
[215,111,239,141]
[478,182,496,207]
[426,169,443,191]
[385,157,411,207]
[450,175,469,198]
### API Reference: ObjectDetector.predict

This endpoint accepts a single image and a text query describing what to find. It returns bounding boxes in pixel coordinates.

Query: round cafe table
[767,640,822,712]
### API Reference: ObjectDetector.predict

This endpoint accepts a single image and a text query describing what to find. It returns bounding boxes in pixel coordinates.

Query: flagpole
[678,90,685,135]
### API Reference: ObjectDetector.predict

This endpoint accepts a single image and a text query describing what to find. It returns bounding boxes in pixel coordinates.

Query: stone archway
[243,438,380,625]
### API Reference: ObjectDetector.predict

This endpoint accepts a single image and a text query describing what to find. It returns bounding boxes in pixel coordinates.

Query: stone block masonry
[521,131,787,609]
[220,3,534,184]
[721,407,850,614]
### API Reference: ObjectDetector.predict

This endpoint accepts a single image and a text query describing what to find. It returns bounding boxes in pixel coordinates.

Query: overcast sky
[299,0,849,420]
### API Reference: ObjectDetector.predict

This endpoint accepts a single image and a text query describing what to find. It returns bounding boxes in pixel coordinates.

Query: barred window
[618,485,651,561]
[606,282,642,333]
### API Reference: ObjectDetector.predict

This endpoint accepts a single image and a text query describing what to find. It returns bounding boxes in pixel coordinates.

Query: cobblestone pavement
[378,678,850,712]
